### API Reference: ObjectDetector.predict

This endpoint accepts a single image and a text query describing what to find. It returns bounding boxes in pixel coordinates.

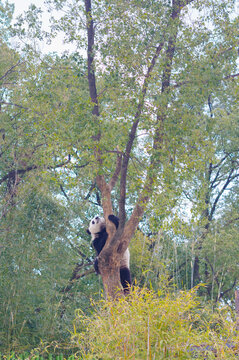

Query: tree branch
[0,166,37,185]
[115,0,185,249]
[0,101,28,110]
[109,151,122,191]
[219,279,237,301]
[118,37,167,225]
[174,72,239,89]
[0,155,71,185]
[84,0,114,223]
[209,169,238,221]
[0,60,22,82]
[224,72,239,80]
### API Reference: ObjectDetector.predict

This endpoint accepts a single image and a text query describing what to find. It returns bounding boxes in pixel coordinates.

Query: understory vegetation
[0,0,238,356]
[73,286,238,359]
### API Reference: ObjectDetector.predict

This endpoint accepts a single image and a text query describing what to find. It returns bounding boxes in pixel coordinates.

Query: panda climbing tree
[84,0,198,298]
[87,215,131,294]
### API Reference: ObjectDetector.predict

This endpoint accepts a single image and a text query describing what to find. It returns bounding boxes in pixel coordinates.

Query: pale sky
[10,0,239,54]
[11,0,73,53]
[12,0,43,15]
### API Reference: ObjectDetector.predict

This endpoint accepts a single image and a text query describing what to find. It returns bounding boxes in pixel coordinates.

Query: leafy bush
[72,286,238,359]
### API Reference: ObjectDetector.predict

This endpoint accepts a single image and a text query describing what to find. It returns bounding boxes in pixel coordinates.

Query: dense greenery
[0,0,238,353]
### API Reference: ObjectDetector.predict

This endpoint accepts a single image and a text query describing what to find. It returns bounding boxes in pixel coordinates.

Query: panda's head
[87,216,106,239]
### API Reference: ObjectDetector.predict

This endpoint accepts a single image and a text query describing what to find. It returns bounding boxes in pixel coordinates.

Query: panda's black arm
[108,215,119,229]
[92,231,108,254]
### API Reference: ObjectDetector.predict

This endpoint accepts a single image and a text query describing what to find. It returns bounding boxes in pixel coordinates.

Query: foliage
[0,0,239,352]
[0,43,98,351]
[72,286,239,359]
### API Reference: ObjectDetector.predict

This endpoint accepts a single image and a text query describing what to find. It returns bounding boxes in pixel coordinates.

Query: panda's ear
[86,229,91,235]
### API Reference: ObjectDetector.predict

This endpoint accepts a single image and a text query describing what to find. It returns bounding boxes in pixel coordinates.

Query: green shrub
[72,286,238,359]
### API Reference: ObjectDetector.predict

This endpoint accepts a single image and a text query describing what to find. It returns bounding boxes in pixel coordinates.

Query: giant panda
[87,214,131,293]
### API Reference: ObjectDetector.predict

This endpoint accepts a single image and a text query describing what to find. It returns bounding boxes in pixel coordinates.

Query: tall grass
[72,286,238,359]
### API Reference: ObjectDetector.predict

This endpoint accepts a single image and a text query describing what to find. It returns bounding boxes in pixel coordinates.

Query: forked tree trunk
[84,0,194,299]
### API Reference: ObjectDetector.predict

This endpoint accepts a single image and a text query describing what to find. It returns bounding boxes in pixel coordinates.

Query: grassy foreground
[2,286,239,359]
[72,286,238,359]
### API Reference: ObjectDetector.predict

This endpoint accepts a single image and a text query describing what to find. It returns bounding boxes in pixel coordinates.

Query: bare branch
[0,101,28,110]
[212,154,230,170]
[0,166,37,185]
[223,216,239,227]
[0,60,22,82]
[61,264,94,293]
[0,155,71,185]
[224,73,239,80]
[219,279,237,301]
[209,169,239,220]
[109,152,122,191]
[60,184,70,201]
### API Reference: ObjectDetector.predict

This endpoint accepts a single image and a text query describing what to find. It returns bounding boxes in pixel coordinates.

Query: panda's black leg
[120,267,131,293]
[94,257,100,274]
[108,214,119,229]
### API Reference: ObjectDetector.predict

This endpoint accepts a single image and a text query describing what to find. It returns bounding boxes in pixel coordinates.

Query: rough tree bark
[84,0,194,298]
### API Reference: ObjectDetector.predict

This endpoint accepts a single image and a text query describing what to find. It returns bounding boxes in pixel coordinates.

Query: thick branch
[84,0,115,223]
[118,39,166,225]
[0,166,37,185]
[115,1,184,250]
[224,72,239,80]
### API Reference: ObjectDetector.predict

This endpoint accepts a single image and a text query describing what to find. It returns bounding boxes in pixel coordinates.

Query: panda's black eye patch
[92,221,95,224]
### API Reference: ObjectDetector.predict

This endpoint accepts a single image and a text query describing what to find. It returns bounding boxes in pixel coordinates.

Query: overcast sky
[10,0,239,53]
[13,0,43,16]
[11,0,72,53]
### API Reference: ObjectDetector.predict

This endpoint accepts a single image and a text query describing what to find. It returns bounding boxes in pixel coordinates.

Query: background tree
[0,18,98,349]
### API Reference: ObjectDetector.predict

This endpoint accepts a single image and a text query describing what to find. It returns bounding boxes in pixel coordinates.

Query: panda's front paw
[108,214,119,229]
[94,257,100,274]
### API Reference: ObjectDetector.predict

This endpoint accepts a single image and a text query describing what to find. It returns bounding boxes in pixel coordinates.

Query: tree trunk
[100,264,123,299]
